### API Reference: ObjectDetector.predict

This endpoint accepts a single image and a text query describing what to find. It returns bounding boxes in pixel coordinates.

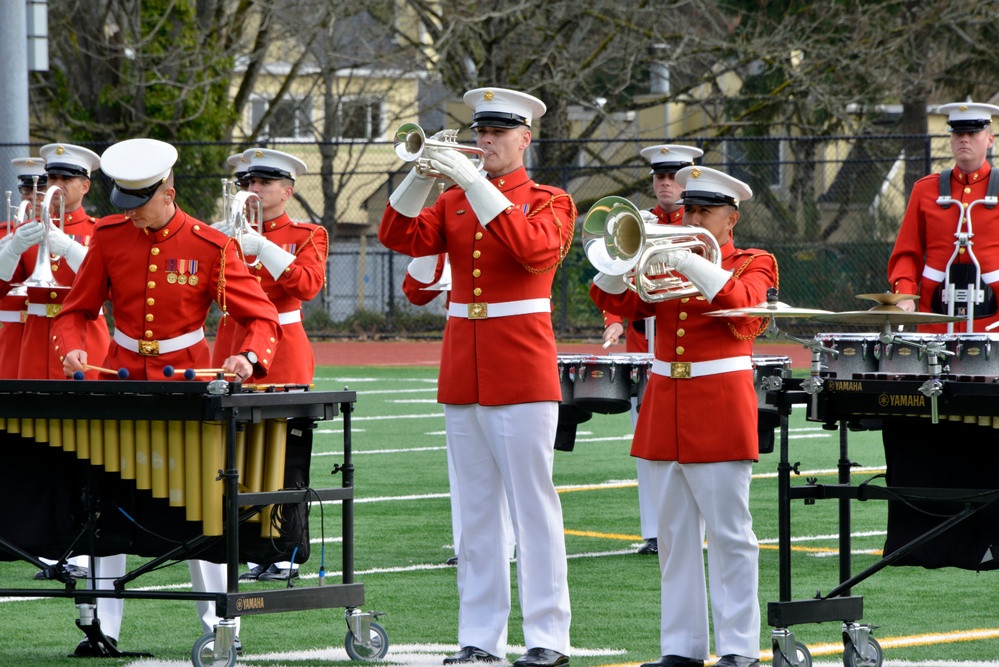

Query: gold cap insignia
[55,146,65,155]
[255,150,264,157]
[960,105,969,112]
[484,90,494,101]
[660,147,670,154]
[26,159,37,165]
[690,167,701,178]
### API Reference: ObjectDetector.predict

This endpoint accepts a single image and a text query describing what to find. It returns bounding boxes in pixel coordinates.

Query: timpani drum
[879,333,935,376]
[943,333,999,376]
[556,354,592,425]
[572,355,636,415]
[814,333,880,379]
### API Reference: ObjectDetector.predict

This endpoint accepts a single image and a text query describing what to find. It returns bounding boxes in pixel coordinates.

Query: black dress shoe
[443,646,502,664]
[74,636,117,656]
[257,564,300,581]
[641,655,704,667]
[513,647,569,667]
[713,656,758,667]
[239,563,271,581]
[445,555,458,566]
[637,538,658,555]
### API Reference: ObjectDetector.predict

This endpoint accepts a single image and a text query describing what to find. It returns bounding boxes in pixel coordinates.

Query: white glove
[593,271,629,295]
[48,224,87,272]
[669,250,733,301]
[427,150,481,190]
[389,167,436,218]
[0,222,44,281]
[640,210,659,224]
[212,220,236,237]
[241,230,297,280]
[407,255,440,284]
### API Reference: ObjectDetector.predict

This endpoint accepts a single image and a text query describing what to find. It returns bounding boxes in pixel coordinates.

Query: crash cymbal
[704,301,833,318]
[855,293,920,306]
[811,308,965,326]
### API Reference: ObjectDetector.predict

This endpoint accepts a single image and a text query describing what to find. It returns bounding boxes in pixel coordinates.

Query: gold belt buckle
[46,304,62,318]
[468,303,488,320]
[138,340,160,356]
[670,362,692,379]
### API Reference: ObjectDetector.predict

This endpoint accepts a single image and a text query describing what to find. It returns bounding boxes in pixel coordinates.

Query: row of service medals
[166,259,199,286]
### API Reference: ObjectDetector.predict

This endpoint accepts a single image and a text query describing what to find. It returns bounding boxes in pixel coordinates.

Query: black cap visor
[651,162,692,175]
[470,111,529,129]
[948,120,990,133]
[677,190,738,208]
[18,176,47,189]
[45,162,90,179]
[245,166,293,181]
[111,182,161,209]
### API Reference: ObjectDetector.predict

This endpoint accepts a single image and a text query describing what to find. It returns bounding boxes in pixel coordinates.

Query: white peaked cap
[240,148,307,180]
[40,143,101,178]
[101,138,178,209]
[640,144,704,174]
[675,166,752,208]
[464,87,546,128]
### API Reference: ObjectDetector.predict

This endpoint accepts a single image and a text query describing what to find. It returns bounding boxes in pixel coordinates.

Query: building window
[337,99,383,140]
[250,97,313,140]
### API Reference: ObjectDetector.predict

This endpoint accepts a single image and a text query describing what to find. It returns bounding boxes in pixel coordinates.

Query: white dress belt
[982,268,999,284]
[0,310,21,323]
[448,298,551,320]
[114,328,205,356]
[922,265,946,283]
[652,356,753,380]
[24,304,104,318]
[279,310,302,325]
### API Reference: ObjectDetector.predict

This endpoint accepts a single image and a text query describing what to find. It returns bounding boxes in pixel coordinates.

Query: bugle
[394,123,485,178]
[582,196,721,302]
[229,190,263,265]
[18,186,67,290]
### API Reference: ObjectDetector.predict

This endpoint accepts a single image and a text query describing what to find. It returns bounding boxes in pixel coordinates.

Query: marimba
[0,379,388,662]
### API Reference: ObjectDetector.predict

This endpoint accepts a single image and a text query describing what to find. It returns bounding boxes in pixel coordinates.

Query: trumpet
[229,190,263,265]
[19,186,67,290]
[582,196,721,302]
[394,123,485,178]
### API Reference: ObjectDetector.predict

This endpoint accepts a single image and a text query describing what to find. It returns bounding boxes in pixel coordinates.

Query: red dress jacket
[402,254,448,307]
[591,238,776,463]
[379,167,575,406]
[888,162,999,333]
[52,208,281,381]
[0,207,111,379]
[598,206,682,352]
[212,213,327,384]
[0,220,21,378]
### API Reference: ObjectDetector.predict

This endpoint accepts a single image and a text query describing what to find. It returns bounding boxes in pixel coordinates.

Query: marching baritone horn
[582,195,721,302]
[18,185,67,290]
[228,190,263,265]
[394,123,486,178]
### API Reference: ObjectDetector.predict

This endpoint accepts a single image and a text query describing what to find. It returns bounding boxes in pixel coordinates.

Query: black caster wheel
[191,631,237,667]
[345,621,389,660]
[844,636,883,667]
[773,640,812,667]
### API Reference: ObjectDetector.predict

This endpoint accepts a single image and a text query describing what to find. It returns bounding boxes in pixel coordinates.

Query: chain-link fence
[5,133,964,341]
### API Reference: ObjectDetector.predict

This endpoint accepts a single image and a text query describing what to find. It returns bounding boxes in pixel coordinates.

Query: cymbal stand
[879,326,953,424]
[757,314,839,396]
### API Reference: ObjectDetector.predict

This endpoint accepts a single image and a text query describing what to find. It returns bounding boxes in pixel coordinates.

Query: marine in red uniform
[592,166,774,667]
[379,87,574,667]
[0,144,113,380]
[0,158,47,378]
[212,148,327,584]
[597,144,704,556]
[888,102,999,333]
[212,148,327,386]
[53,139,281,652]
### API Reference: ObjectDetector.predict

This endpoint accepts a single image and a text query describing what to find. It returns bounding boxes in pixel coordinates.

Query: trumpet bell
[395,123,425,162]
[392,122,486,177]
[582,195,722,302]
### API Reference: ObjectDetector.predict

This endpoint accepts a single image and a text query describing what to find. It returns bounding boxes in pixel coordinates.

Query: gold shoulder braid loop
[726,252,779,341]
[521,193,577,275]
[218,237,234,319]
[307,226,331,295]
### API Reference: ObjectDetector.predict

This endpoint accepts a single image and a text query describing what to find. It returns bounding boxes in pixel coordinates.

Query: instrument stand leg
[70,611,153,658]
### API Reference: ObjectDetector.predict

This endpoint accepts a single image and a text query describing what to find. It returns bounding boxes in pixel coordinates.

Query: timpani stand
[0,378,388,665]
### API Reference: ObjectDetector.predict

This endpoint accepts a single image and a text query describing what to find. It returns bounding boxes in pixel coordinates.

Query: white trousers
[648,460,760,659]
[445,402,571,658]
[86,555,126,641]
[189,560,241,635]
[630,399,657,540]
[446,431,516,560]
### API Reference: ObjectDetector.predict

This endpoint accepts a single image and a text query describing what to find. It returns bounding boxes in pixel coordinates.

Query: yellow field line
[566,529,884,557]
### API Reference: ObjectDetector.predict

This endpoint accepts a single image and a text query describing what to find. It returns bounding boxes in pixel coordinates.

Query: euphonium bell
[582,195,721,302]
[394,123,486,178]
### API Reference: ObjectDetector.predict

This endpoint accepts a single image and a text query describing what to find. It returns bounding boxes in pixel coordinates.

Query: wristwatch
[239,350,258,365]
